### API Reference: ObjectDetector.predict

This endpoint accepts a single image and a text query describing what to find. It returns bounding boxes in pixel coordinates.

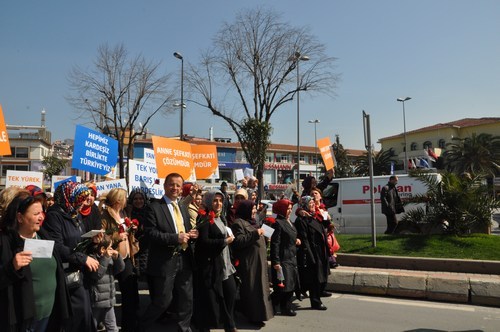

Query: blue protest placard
[71,125,118,176]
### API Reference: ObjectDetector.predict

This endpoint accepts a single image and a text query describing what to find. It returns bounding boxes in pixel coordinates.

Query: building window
[278,154,290,163]
[438,139,446,149]
[10,147,29,158]
[1,164,29,176]
[410,142,418,151]
[423,141,432,149]
[265,153,274,162]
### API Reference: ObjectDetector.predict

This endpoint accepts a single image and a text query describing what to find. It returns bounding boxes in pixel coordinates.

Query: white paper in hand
[261,224,275,238]
[24,238,54,258]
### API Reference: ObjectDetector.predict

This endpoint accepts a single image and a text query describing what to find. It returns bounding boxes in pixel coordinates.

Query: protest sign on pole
[6,170,43,189]
[51,175,82,192]
[128,159,164,198]
[191,144,219,179]
[152,136,192,180]
[317,137,335,171]
[95,179,128,197]
[71,125,118,176]
[0,104,11,156]
[143,148,156,165]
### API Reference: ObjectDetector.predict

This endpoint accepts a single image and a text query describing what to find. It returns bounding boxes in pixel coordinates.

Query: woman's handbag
[64,270,82,290]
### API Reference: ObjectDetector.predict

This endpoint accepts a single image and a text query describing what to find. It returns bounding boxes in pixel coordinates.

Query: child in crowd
[87,235,125,332]
[326,223,340,268]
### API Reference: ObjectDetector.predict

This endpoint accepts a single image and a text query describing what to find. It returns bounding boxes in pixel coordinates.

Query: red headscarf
[272,199,292,218]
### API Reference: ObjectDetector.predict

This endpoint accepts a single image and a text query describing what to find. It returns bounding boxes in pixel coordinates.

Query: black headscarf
[235,199,255,221]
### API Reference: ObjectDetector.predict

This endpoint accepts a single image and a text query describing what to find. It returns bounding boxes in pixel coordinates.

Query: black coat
[42,204,89,271]
[381,182,404,215]
[270,217,299,292]
[194,217,230,328]
[143,198,194,277]
[295,216,329,284]
[0,229,71,332]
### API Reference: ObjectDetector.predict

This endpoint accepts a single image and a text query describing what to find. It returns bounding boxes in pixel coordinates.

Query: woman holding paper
[0,192,70,331]
[230,200,274,327]
[100,188,139,331]
[42,181,98,332]
[270,199,300,316]
[193,190,237,332]
[294,196,329,311]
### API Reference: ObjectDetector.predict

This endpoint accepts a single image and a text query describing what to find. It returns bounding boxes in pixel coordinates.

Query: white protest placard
[144,148,156,165]
[128,159,164,199]
[5,170,44,189]
[24,238,54,258]
[243,168,254,178]
[95,179,127,197]
[235,169,245,181]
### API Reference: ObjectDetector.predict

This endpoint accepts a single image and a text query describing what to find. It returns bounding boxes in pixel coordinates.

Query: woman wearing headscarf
[42,181,99,331]
[294,196,329,311]
[80,182,102,233]
[193,190,237,332]
[270,199,301,316]
[230,200,273,327]
[100,188,139,331]
[125,189,149,279]
[0,192,71,331]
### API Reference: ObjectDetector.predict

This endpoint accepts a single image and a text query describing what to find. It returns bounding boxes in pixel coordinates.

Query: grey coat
[88,254,125,308]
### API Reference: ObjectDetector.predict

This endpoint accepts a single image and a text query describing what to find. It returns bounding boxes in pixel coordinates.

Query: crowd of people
[0,172,340,332]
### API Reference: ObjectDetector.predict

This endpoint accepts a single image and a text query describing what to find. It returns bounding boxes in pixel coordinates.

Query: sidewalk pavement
[327,254,500,307]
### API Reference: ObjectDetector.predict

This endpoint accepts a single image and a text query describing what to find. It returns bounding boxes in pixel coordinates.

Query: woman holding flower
[294,196,329,311]
[270,199,301,316]
[193,190,237,332]
[100,188,139,331]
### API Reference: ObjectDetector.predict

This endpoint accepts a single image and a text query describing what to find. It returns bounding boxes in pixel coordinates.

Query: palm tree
[401,172,500,235]
[442,133,500,177]
[354,148,393,176]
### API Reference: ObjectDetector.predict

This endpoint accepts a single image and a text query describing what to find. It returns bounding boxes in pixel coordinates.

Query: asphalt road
[126,291,500,331]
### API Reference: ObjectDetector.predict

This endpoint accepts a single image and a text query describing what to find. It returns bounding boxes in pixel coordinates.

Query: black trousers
[220,274,237,330]
[384,213,398,234]
[141,254,193,332]
[116,257,139,331]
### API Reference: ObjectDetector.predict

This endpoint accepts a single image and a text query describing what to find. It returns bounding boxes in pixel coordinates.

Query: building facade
[378,117,500,170]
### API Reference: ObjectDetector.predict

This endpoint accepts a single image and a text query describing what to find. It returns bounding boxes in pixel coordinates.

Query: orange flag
[152,136,193,180]
[0,104,11,156]
[317,137,334,171]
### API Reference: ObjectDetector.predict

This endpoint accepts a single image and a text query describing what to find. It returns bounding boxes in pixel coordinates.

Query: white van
[312,174,435,234]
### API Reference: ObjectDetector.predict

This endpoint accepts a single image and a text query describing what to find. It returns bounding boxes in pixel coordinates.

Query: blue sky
[1,0,499,150]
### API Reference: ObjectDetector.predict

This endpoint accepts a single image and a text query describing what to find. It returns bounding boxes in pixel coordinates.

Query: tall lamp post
[173,51,184,140]
[397,96,411,172]
[308,119,320,178]
[291,51,309,194]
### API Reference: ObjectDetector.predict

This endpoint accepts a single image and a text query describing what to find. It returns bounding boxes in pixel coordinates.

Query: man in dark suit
[380,175,404,234]
[140,173,198,331]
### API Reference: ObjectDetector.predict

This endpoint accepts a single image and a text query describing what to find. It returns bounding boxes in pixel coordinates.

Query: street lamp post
[308,119,320,178]
[291,51,309,194]
[397,96,411,172]
[174,52,184,140]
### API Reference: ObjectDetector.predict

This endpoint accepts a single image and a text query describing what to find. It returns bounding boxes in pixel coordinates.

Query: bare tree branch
[186,8,340,195]
[67,43,175,182]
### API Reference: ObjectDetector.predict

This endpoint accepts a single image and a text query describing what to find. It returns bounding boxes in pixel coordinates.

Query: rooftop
[379,117,500,141]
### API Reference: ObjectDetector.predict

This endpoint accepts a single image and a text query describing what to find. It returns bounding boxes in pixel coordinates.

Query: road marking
[347,295,476,312]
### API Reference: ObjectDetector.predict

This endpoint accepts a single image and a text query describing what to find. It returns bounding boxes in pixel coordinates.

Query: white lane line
[348,296,476,312]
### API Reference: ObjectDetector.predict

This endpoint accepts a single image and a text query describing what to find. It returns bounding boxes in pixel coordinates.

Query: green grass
[336,233,500,261]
